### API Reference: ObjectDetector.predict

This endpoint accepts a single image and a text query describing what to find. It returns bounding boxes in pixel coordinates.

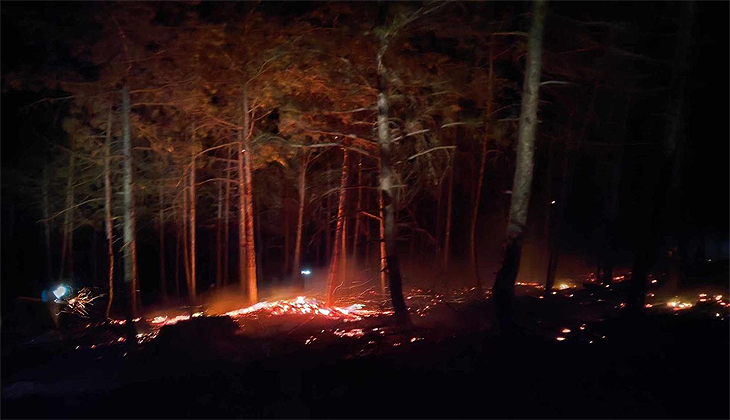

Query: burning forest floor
[2,277,729,419]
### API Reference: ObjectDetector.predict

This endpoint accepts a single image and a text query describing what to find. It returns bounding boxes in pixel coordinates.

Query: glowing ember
[561,328,571,334]
[667,300,693,311]
[516,282,542,287]
[556,336,566,341]
[152,314,193,326]
[334,328,364,338]
[59,288,104,318]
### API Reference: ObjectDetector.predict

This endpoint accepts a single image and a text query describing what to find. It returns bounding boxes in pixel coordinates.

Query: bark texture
[469,39,494,292]
[293,149,308,289]
[326,149,349,306]
[492,0,546,327]
[104,109,115,318]
[377,38,409,324]
[121,85,139,317]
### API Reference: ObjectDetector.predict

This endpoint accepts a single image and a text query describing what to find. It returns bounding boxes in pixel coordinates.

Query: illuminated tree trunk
[121,85,139,317]
[353,155,363,268]
[293,149,309,290]
[182,177,191,292]
[174,229,181,299]
[189,144,197,304]
[255,194,263,282]
[42,167,52,282]
[326,149,349,306]
[469,39,494,292]
[378,188,386,294]
[104,109,115,319]
[159,184,167,303]
[224,148,232,286]
[242,91,258,303]
[238,116,248,292]
[325,161,333,262]
[283,192,290,276]
[216,175,223,289]
[492,0,546,327]
[341,210,348,287]
[377,38,409,324]
[59,146,75,281]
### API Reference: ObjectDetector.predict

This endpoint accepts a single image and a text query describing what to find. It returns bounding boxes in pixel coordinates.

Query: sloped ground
[2,282,728,419]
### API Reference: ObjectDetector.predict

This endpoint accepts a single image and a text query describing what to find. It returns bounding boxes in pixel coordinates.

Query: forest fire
[1,0,727,417]
[222,296,387,322]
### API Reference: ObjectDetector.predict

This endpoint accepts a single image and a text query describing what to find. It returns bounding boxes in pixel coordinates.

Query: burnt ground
[2,282,729,419]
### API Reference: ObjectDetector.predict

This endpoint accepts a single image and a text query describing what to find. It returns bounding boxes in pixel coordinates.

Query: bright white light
[551,200,556,204]
[53,285,68,299]
[300,269,312,276]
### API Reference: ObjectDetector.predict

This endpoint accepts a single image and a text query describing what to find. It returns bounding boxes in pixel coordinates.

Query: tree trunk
[600,94,630,286]
[189,143,197,304]
[216,175,223,289]
[104,109,115,319]
[255,193,263,283]
[182,177,191,293]
[175,230,181,299]
[492,0,546,328]
[238,124,248,292]
[469,38,494,292]
[121,85,139,318]
[242,91,258,304]
[42,168,52,282]
[353,155,363,269]
[376,36,409,324]
[283,187,290,276]
[378,188,387,294]
[293,149,309,289]
[59,147,75,281]
[442,150,455,280]
[325,161,333,263]
[159,184,167,303]
[224,148,232,286]
[545,142,571,294]
[92,227,98,288]
[628,2,694,315]
[341,209,348,287]
[326,149,349,306]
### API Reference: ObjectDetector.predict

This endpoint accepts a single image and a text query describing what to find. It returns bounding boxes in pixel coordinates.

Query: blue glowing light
[53,285,69,299]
